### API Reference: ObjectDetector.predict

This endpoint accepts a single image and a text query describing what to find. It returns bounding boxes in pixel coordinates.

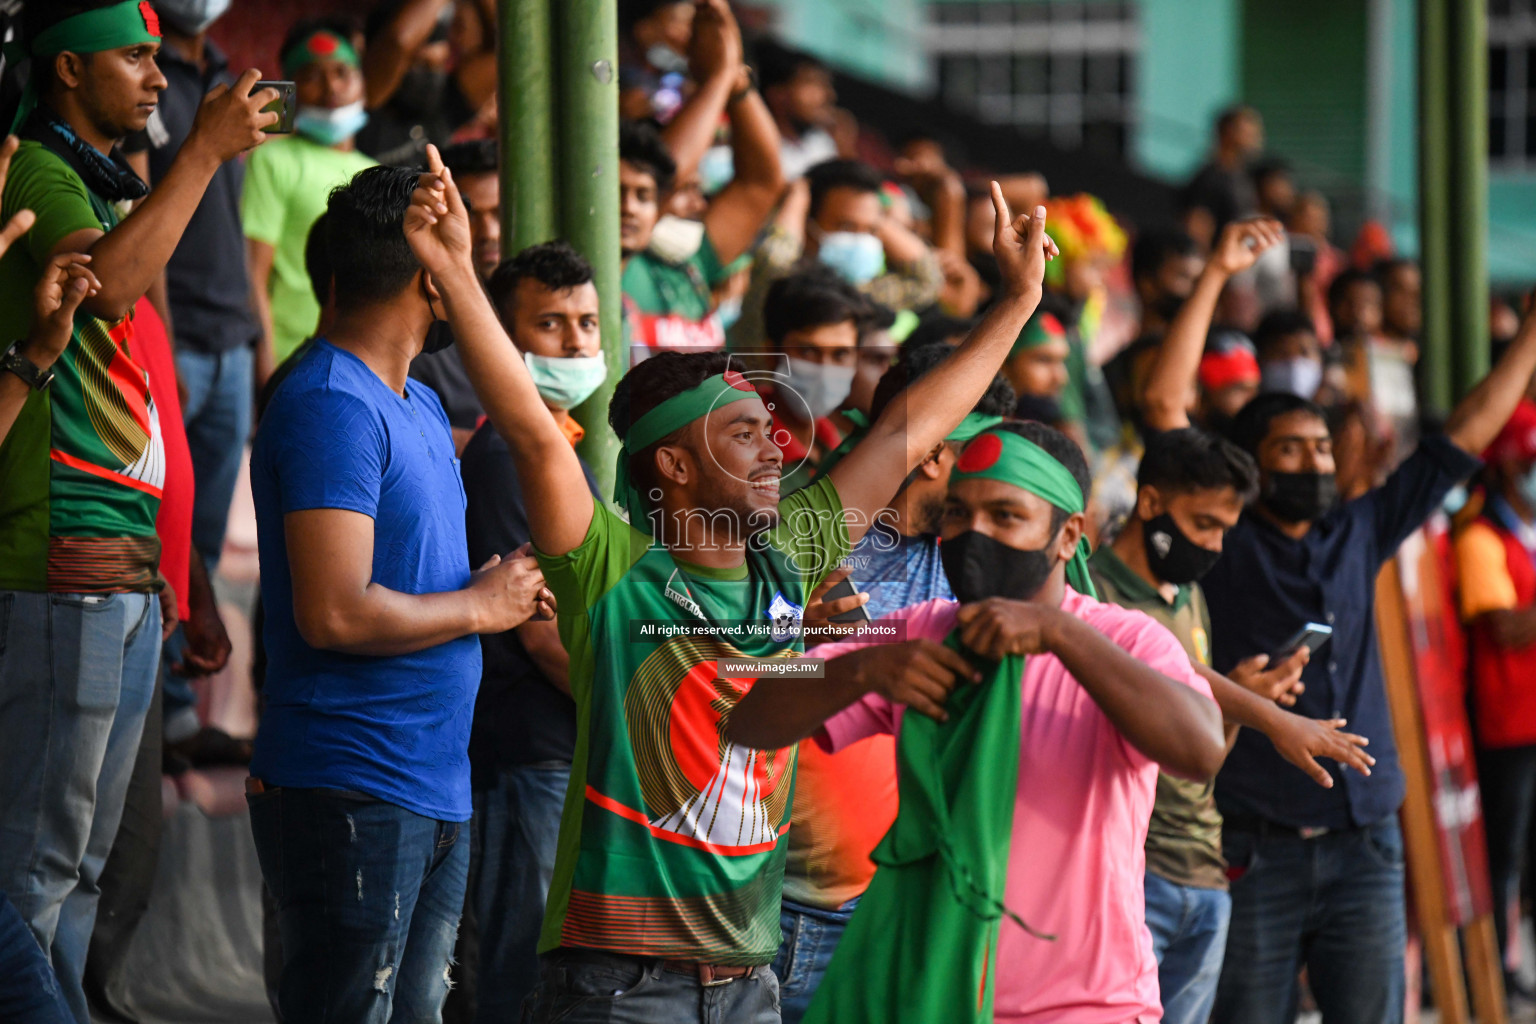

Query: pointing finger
[425,142,445,176]
[990,180,1012,247]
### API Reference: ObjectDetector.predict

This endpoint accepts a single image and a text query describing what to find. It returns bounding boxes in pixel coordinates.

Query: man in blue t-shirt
[248,165,554,1021]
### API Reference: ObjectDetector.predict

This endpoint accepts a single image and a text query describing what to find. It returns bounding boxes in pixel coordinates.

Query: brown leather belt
[661,961,757,987]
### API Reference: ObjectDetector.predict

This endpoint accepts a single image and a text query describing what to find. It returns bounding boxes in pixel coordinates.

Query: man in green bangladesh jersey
[404,146,1057,1022]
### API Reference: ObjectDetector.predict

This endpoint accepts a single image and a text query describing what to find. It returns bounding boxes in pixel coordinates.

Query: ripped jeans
[248,786,469,1023]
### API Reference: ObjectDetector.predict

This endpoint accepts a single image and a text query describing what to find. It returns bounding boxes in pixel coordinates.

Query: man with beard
[726,421,1227,1023]
[1203,299,1536,1024]
[403,143,1057,1022]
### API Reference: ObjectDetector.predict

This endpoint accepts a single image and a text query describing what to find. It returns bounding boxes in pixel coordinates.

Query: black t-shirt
[1180,161,1256,236]
[409,341,484,431]
[122,40,259,354]
[354,69,477,168]
[462,420,601,780]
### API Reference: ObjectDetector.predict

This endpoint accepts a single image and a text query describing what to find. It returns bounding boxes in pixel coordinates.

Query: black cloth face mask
[940,529,1058,605]
[1142,512,1222,585]
[422,288,454,354]
[1262,470,1338,523]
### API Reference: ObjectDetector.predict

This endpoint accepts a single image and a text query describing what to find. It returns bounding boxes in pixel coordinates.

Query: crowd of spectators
[3,2,1536,1024]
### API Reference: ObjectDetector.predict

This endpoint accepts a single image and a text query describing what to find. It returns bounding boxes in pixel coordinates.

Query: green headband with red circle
[281,29,360,77]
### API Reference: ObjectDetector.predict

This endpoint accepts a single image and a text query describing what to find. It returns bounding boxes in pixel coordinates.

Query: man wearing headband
[0,4,274,1018]
[243,17,375,387]
[405,149,1056,1022]
[727,421,1226,1022]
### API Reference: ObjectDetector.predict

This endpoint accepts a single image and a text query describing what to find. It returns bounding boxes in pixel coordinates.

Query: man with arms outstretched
[403,145,1055,1023]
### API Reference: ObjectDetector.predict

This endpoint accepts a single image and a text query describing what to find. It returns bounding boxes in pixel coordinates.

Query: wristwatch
[728,66,758,106]
[1,340,54,391]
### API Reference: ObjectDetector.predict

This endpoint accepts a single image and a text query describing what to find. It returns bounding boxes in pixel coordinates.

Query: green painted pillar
[1417,0,1453,414]
[557,0,623,493]
[498,0,557,253]
[1449,0,1489,399]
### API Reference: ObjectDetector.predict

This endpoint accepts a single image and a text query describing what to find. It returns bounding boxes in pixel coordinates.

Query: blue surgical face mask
[1518,463,1536,512]
[294,101,369,147]
[524,351,607,411]
[715,295,743,331]
[699,145,735,195]
[781,356,856,421]
[1260,356,1323,399]
[646,43,689,74]
[816,231,885,286]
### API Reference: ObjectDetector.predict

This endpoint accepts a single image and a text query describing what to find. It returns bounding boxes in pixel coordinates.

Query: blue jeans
[176,345,252,571]
[471,762,569,1023]
[770,896,859,1024]
[0,890,71,1023]
[1144,871,1230,1024]
[522,948,781,1024]
[249,786,470,1024]
[1213,817,1407,1024]
[0,591,160,1024]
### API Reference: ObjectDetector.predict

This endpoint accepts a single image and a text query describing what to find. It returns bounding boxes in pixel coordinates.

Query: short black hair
[805,159,884,220]
[620,119,676,196]
[1131,227,1198,285]
[325,165,422,310]
[1373,256,1418,286]
[859,302,897,341]
[1327,267,1380,311]
[609,351,737,504]
[620,0,689,35]
[304,212,333,309]
[868,342,1015,423]
[1227,391,1328,456]
[1138,427,1259,502]
[989,420,1093,535]
[1216,104,1259,135]
[905,314,974,352]
[755,38,825,92]
[1250,156,1291,188]
[1252,310,1315,359]
[487,240,595,317]
[763,266,868,348]
[441,139,498,178]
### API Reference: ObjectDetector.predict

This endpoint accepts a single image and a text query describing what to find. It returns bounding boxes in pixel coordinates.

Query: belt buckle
[698,963,735,987]
[1298,826,1330,840]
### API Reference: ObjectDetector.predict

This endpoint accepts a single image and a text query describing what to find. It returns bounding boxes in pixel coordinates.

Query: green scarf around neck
[804,427,1093,1024]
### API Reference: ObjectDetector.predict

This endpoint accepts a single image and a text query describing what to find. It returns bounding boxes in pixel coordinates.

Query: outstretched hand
[1267,714,1374,788]
[990,180,1057,306]
[404,143,476,284]
[1209,216,1286,278]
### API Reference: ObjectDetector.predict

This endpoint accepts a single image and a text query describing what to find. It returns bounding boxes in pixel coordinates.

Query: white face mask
[647,215,706,264]
[1259,356,1323,399]
[155,0,232,34]
[294,101,369,147]
[782,356,856,421]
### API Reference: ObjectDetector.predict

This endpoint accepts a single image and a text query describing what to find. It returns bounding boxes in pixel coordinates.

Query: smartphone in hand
[253,80,296,134]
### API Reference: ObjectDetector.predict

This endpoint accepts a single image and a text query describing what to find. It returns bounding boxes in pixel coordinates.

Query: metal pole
[557,0,622,493]
[498,0,558,253]
[1449,0,1489,399]
[1417,0,1453,415]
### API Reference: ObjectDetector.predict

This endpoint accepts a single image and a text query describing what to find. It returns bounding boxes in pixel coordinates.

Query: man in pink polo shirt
[730,420,1226,1023]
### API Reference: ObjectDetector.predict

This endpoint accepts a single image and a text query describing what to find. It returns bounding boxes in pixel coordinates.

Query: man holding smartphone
[0,2,276,1018]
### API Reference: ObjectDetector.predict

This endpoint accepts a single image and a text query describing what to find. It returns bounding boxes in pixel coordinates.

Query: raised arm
[404,146,595,555]
[956,599,1225,780]
[700,7,784,264]
[827,183,1054,540]
[1140,217,1283,432]
[1445,294,1536,454]
[361,0,450,110]
[661,0,738,187]
[50,70,276,322]
[285,510,550,655]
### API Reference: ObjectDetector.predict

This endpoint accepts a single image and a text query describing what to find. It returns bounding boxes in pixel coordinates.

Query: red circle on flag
[139,1,160,36]
[723,369,754,392]
[957,432,1003,472]
[309,32,339,57]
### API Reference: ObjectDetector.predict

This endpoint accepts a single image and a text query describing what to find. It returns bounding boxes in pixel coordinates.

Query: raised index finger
[425,142,445,176]
[989,180,1012,244]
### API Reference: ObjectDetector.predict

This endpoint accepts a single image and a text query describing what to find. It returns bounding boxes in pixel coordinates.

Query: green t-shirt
[620,235,730,356]
[1088,545,1227,890]
[536,477,852,964]
[241,135,374,363]
[0,142,164,592]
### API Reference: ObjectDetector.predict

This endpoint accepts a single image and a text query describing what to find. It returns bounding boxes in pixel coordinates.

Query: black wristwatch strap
[2,341,54,391]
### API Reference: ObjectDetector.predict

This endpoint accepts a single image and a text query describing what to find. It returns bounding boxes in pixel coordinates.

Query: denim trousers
[0,591,160,1024]
[176,345,252,571]
[1476,744,1536,979]
[522,948,781,1024]
[1212,817,1407,1024]
[0,889,71,1023]
[1143,871,1231,1024]
[471,761,570,1024]
[770,896,859,1024]
[249,786,470,1024]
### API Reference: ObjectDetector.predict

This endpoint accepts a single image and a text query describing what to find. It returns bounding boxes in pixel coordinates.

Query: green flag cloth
[8,0,161,132]
[804,426,1092,1024]
[611,370,759,532]
[813,411,1004,482]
